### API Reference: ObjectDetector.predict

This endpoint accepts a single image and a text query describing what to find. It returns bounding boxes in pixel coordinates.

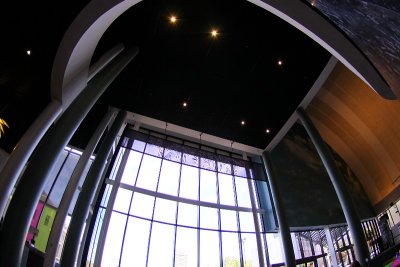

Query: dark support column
[0,46,138,267]
[43,107,117,267]
[262,151,296,267]
[61,110,127,267]
[297,107,370,266]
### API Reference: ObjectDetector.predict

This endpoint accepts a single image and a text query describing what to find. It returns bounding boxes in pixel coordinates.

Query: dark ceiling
[0,0,331,153]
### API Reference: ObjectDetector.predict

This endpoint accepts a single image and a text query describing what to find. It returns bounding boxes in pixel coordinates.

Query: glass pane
[164,148,182,162]
[48,152,80,208]
[301,235,312,258]
[175,226,198,267]
[266,233,284,265]
[235,177,251,208]
[129,193,155,219]
[101,212,126,267]
[177,202,198,227]
[85,210,104,267]
[218,161,232,175]
[113,188,132,213]
[157,160,180,196]
[145,143,164,157]
[218,174,236,206]
[241,233,258,266]
[182,153,199,167]
[120,217,150,267]
[101,184,113,207]
[179,165,199,200]
[120,150,142,186]
[153,198,177,224]
[109,148,125,181]
[148,222,175,267]
[292,233,302,260]
[200,169,217,203]
[135,155,161,191]
[221,232,240,267]
[43,150,68,199]
[69,160,93,214]
[200,206,219,230]
[132,140,146,152]
[233,165,246,178]
[239,211,255,232]
[200,230,220,267]
[220,209,238,232]
[200,157,216,171]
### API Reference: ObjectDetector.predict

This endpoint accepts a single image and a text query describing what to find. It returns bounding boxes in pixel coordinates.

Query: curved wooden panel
[308,62,400,208]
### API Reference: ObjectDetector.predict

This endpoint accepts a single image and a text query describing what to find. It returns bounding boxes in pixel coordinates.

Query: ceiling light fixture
[26,50,31,56]
[241,120,245,126]
[182,102,187,107]
[211,29,218,37]
[266,129,270,133]
[170,16,177,24]
[277,59,283,66]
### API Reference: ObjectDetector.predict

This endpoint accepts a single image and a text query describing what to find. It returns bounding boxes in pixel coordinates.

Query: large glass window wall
[85,129,272,267]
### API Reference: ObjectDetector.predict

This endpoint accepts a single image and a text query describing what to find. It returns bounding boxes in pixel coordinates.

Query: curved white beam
[51,0,142,108]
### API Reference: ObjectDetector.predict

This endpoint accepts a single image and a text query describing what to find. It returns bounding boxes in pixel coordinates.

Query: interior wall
[307,62,400,213]
[270,123,374,227]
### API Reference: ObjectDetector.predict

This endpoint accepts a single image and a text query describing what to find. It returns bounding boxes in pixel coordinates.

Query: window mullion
[93,148,130,266]
[246,168,266,267]
[145,153,164,267]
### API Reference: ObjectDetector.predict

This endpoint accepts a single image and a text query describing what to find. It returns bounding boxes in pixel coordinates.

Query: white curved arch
[51,0,396,110]
[51,0,142,108]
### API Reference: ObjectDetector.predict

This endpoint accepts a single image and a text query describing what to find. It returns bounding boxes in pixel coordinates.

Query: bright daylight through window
[85,128,276,267]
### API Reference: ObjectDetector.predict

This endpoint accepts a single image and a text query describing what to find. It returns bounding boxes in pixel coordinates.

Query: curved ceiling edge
[250,0,396,100]
[51,0,397,112]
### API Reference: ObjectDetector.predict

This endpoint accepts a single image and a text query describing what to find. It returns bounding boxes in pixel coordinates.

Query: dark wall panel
[308,0,400,95]
[270,122,374,227]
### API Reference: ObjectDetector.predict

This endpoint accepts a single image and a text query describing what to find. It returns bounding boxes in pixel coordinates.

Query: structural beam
[61,110,127,266]
[297,107,370,266]
[0,45,138,267]
[262,151,296,267]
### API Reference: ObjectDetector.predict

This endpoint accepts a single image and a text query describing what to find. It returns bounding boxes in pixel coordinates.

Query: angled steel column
[61,110,127,267]
[0,100,62,219]
[262,151,296,267]
[0,44,124,220]
[297,107,370,266]
[43,107,117,267]
[0,46,138,267]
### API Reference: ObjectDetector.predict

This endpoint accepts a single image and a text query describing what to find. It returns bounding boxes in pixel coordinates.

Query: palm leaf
[0,118,9,138]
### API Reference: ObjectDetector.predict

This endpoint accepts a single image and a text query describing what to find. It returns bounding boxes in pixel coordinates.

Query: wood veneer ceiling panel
[308,63,400,204]
[308,98,389,203]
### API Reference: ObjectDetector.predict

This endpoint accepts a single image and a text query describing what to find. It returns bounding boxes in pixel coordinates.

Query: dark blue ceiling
[0,0,331,152]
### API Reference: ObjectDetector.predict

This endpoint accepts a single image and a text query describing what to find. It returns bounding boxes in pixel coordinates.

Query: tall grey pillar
[262,151,296,267]
[297,107,370,265]
[61,110,127,267]
[43,107,117,267]
[0,100,62,219]
[0,46,138,267]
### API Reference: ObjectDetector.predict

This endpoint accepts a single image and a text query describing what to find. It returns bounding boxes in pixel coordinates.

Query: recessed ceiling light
[170,16,177,24]
[26,50,31,56]
[211,29,218,37]
[277,59,283,66]
[266,129,270,133]
[241,120,245,126]
[182,102,187,107]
